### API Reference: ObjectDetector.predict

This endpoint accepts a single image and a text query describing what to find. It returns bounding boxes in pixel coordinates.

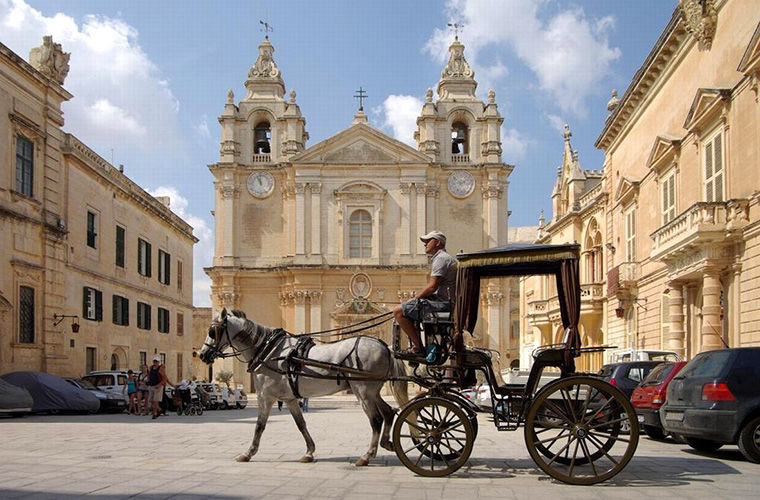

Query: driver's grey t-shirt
[430,249,458,301]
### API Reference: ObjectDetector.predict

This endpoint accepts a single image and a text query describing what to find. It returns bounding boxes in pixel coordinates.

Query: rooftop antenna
[447,22,464,40]
[259,20,273,39]
[353,87,368,111]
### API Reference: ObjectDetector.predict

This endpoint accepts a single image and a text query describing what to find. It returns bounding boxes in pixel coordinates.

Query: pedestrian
[147,356,175,419]
[302,397,309,412]
[136,364,150,415]
[126,370,138,415]
[277,400,283,411]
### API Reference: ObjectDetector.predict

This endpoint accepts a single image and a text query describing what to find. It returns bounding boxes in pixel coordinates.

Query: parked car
[0,378,33,416]
[1,371,100,414]
[599,361,665,399]
[81,371,129,411]
[661,347,760,462]
[233,389,248,409]
[64,378,126,413]
[609,349,681,364]
[630,361,687,440]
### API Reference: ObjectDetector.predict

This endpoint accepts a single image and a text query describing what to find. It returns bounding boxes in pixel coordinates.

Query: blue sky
[1,0,676,306]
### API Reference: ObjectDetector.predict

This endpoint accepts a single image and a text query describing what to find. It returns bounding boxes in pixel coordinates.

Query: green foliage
[215,370,234,389]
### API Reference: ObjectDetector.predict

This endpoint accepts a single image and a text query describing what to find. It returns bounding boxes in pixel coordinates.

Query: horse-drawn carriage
[200,243,638,485]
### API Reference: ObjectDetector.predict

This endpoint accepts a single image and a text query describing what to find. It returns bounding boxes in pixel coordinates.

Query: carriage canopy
[454,243,582,360]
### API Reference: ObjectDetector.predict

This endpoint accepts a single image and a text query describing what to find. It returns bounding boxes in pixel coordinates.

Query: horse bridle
[204,316,268,362]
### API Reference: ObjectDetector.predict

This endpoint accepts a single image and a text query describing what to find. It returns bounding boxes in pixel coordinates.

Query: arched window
[349,210,372,258]
[451,121,468,155]
[583,218,603,283]
[110,353,119,371]
[254,121,271,154]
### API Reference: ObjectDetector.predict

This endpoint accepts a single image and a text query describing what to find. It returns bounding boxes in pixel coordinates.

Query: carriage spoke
[588,430,630,444]
[588,414,628,430]
[545,437,575,467]
[567,437,581,478]
[534,428,570,446]
[414,440,433,466]
[542,399,575,424]
[559,388,578,424]
[586,433,621,466]
[579,438,598,476]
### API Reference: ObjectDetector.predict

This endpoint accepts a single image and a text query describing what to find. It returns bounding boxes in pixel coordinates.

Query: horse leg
[377,397,396,452]
[353,384,383,467]
[235,397,274,462]
[286,399,316,463]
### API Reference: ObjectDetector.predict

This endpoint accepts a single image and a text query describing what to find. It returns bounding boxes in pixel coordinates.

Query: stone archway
[111,346,128,370]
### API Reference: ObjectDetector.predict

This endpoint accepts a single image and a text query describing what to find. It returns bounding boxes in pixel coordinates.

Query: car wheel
[685,437,723,452]
[738,416,760,463]
[643,424,666,441]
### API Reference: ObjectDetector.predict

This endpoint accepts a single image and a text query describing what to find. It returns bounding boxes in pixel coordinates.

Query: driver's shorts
[401,298,451,323]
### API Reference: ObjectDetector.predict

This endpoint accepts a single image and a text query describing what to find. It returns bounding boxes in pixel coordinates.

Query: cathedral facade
[206,37,514,389]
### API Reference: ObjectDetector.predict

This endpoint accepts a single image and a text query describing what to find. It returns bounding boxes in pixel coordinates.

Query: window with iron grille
[112,295,129,326]
[82,287,103,321]
[15,136,34,197]
[704,129,724,202]
[86,211,98,249]
[158,250,171,285]
[137,302,151,330]
[157,307,170,333]
[138,238,151,277]
[349,209,372,258]
[19,286,35,344]
[115,226,125,267]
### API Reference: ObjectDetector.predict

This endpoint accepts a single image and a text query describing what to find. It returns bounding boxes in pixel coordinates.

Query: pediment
[683,88,731,131]
[292,123,431,165]
[646,135,681,173]
[614,176,640,206]
[738,22,760,74]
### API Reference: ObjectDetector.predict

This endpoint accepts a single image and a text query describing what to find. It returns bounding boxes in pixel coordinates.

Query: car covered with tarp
[0,378,33,415]
[1,371,100,414]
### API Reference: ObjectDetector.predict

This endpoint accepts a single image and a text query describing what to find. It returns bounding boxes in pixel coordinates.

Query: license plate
[665,411,684,422]
[637,415,644,423]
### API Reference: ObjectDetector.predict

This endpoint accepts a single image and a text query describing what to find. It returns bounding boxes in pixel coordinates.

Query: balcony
[252,153,271,163]
[451,154,470,163]
[580,283,604,314]
[650,200,750,262]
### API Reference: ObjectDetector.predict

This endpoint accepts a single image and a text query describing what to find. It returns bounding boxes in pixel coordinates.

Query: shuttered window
[16,136,34,197]
[113,295,129,326]
[115,226,125,267]
[662,170,676,224]
[704,130,724,202]
[138,238,152,277]
[83,287,103,321]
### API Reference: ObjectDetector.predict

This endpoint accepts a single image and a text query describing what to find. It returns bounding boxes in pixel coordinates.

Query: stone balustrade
[451,153,470,163]
[252,153,271,163]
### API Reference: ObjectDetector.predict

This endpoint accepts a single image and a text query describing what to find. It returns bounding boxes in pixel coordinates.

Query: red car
[631,361,687,440]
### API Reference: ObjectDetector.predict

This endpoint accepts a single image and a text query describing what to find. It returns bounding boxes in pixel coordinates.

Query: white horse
[199,308,409,466]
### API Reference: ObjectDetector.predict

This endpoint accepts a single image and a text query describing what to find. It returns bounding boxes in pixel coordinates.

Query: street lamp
[53,314,80,332]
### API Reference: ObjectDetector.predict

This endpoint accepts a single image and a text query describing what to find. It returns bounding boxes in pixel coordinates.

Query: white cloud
[147,186,213,307]
[0,0,182,152]
[193,115,212,141]
[425,0,621,114]
[501,127,529,160]
[374,94,423,147]
[545,113,566,135]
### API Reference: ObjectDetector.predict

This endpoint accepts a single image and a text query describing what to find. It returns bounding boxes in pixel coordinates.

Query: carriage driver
[393,230,458,358]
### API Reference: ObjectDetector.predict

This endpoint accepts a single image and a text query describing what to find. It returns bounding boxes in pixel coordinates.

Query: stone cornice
[0,41,73,101]
[62,134,198,243]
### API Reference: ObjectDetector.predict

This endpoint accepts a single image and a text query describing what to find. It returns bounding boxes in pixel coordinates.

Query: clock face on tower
[447,170,475,198]
[247,171,275,198]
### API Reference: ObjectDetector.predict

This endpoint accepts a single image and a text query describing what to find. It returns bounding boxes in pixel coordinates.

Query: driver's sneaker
[396,347,425,359]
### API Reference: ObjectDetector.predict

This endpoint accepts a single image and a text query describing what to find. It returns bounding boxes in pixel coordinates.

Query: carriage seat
[421,310,452,323]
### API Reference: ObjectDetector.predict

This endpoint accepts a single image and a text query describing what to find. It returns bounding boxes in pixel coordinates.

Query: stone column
[294,291,306,333]
[309,291,322,332]
[482,177,501,248]
[220,183,236,260]
[400,183,411,255]
[667,283,685,358]
[483,287,503,351]
[295,183,306,255]
[414,183,426,255]
[310,183,321,256]
[701,268,723,351]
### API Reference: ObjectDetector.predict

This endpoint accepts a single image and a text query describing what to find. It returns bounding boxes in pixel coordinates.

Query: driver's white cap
[152,356,161,362]
[420,230,446,245]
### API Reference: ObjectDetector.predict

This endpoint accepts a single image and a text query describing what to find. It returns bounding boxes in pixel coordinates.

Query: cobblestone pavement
[1,398,758,499]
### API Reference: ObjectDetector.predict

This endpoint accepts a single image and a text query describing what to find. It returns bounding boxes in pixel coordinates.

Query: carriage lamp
[53,313,80,332]
[615,306,626,318]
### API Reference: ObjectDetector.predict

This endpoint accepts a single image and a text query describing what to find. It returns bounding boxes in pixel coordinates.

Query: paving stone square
[0,398,758,499]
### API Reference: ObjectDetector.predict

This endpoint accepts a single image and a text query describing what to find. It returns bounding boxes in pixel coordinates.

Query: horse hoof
[300,455,314,463]
[355,457,369,467]
[380,442,394,452]
[235,454,251,462]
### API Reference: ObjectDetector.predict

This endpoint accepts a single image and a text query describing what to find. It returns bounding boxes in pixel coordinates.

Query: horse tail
[388,356,408,409]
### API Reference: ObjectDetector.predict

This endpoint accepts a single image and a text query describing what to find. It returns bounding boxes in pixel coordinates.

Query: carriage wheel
[392,397,474,477]
[524,376,639,485]
[196,404,203,416]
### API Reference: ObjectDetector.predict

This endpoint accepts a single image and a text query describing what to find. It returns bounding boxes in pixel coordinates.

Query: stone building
[207,36,514,390]
[522,0,760,367]
[0,39,197,380]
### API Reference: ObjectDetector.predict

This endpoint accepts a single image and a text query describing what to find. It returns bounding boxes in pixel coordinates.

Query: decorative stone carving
[607,89,620,112]
[323,140,395,163]
[488,89,495,104]
[309,182,322,194]
[679,0,718,50]
[441,39,474,79]
[220,184,238,199]
[481,291,504,306]
[481,185,502,199]
[349,272,372,298]
[397,290,416,301]
[289,88,297,104]
[336,288,347,305]
[29,36,70,85]
[425,88,433,102]
[308,290,322,302]
[226,89,234,104]
[248,38,281,79]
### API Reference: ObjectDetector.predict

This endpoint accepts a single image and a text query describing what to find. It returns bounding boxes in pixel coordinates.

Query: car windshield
[76,379,98,390]
[675,350,731,379]
[641,363,674,386]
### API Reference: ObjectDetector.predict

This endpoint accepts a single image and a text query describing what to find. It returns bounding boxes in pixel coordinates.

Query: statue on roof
[29,35,70,85]
[441,39,474,80]
[248,38,281,79]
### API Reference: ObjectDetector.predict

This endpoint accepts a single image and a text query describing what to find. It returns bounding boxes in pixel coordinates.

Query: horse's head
[199,308,241,364]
